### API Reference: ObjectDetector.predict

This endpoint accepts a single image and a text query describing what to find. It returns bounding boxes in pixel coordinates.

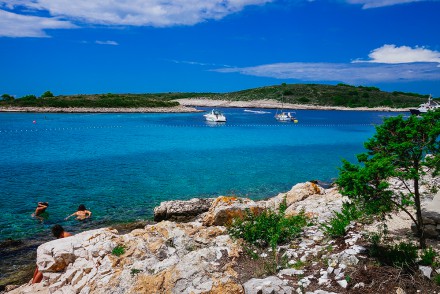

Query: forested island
[0,83,435,109]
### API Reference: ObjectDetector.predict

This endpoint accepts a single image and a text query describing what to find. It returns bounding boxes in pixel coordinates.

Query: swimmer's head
[51,224,64,238]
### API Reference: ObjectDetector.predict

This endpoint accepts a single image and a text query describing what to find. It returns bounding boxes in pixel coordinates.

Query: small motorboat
[410,95,440,115]
[275,111,298,123]
[204,109,226,122]
[244,109,270,114]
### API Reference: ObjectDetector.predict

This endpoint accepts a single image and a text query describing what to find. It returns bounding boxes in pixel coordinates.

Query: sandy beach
[0,99,411,113]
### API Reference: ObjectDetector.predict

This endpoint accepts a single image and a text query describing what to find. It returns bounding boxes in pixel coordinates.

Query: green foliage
[1,94,14,101]
[227,200,308,250]
[337,110,440,248]
[41,91,54,98]
[130,268,142,276]
[321,202,361,237]
[112,245,125,256]
[21,94,37,100]
[297,97,310,103]
[420,247,437,266]
[434,274,440,285]
[370,241,418,270]
[0,84,433,109]
[292,259,306,269]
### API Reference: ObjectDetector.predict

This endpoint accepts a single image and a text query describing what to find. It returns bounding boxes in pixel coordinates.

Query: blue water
[0,108,407,241]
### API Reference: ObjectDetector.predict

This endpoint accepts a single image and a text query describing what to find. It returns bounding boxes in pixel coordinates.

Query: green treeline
[216,83,433,108]
[0,84,435,108]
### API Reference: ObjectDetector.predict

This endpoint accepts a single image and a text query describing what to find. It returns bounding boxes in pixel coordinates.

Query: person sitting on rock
[65,204,92,220]
[32,225,72,284]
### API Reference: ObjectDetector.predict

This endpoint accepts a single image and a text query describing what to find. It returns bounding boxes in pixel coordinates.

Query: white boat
[275,111,298,122]
[275,95,298,123]
[244,109,270,114]
[410,95,440,115]
[204,109,226,122]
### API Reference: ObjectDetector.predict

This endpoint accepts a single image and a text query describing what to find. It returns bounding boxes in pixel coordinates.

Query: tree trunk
[414,176,426,248]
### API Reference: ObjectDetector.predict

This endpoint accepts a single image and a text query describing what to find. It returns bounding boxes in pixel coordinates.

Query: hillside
[212,83,432,108]
[0,84,434,109]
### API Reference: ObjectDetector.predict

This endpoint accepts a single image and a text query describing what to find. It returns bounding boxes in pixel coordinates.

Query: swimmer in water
[32,202,48,216]
[65,204,92,220]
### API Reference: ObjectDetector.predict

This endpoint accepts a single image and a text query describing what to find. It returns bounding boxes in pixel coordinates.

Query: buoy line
[0,123,378,134]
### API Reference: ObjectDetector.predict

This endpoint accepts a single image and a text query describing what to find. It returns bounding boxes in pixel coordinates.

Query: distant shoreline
[0,99,411,113]
[175,98,411,112]
[0,105,202,113]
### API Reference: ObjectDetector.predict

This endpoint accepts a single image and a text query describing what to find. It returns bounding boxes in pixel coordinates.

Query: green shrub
[420,247,437,266]
[112,245,125,256]
[130,268,142,276]
[370,241,418,270]
[434,274,440,286]
[321,202,361,237]
[297,97,310,103]
[41,91,54,98]
[388,242,418,268]
[227,199,308,250]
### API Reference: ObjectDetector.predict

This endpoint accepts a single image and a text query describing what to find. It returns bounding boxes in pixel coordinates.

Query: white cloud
[213,62,440,83]
[95,40,119,46]
[345,0,424,9]
[0,9,76,37]
[1,0,273,27]
[214,44,440,83]
[353,44,440,64]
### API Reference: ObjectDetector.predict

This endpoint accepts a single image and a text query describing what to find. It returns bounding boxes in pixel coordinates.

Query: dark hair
[51,224,64,238]
[39,202,49,206]
[77,204,86,211]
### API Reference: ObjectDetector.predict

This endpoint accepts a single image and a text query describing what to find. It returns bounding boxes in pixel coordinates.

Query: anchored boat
[204,109,226,122]
[410,95,440,115]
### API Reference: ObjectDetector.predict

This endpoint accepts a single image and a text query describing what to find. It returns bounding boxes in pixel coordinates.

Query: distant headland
[0,83,434,113]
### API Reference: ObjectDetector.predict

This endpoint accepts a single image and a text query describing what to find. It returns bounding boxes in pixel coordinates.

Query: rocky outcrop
[10,222,243,294]
[411,191,440,238]
[155,182,334,227]
[202,196,266,226]
[153,198,214,222]
[9,180,439,293]
[262,181,326,215]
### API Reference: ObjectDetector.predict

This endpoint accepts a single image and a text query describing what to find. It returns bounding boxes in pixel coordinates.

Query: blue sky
[1,0,439,98]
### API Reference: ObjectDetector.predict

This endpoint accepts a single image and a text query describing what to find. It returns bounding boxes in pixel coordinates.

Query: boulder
[154,198,214,222]
[263,182,325,212]
[17,221,242,294]
[202,196,265,226]
[243,276,293,294]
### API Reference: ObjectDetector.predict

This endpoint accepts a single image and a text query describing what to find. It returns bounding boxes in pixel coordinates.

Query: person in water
[32,202,48,217]
[65,204,92,220]
[51,224,72,239]
[32,225,72,284]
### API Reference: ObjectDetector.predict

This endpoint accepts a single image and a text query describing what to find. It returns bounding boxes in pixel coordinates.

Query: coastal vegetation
[1,83,436,109]
[209,83,434,108]
[228,199,308,250]
[337,109,440,248]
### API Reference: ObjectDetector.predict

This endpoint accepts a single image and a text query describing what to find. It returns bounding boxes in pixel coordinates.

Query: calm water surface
[0,107,407,241]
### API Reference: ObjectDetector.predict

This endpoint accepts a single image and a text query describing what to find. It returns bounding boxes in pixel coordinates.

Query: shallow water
[0,108,407,241]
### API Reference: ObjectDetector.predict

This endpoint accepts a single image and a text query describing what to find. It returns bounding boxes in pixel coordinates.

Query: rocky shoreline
[0,105,202,113]
[0,99,411,113]
[4,180,440,294]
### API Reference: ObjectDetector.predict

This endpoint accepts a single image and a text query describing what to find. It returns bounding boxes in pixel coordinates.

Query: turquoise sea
[0,107,407,241]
